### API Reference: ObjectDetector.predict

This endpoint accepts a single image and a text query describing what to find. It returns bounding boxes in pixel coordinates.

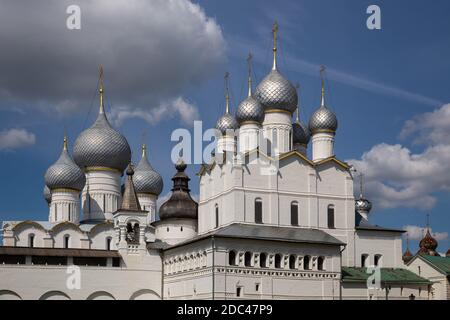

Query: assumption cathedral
[1,23,449,300]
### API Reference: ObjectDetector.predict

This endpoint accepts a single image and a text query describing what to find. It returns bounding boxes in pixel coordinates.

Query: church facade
[0,24,445,300]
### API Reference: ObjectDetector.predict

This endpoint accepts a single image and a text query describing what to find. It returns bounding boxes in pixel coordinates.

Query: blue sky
[0,0,449,253]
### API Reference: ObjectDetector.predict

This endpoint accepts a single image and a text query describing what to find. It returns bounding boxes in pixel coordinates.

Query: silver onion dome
[73,90,131,172]
[43,185,51,205]
[236,96,264,125]
[133,144,163,196]
[216,112,238,134]
[293,121,311,146]
[255,69,298,113]
[355,196,372,214]
[309,83,338,134]
[45,137,86,191]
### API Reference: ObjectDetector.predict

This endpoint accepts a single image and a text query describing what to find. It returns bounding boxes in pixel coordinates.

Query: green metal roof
[342,267,430,285]
[419,255,450,275]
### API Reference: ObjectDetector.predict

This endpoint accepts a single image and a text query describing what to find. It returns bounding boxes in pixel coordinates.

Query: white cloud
[0,128,36,151]
[348,104,450,210]
[0,0,225,117]
[111,96,200,127]
[404,225,448,241]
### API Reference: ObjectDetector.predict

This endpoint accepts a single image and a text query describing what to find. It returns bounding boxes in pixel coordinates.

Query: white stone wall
[137,193,157,223]
[406,257,448,300]
[341,283,429,300]
[154,219,197,246]
[163,238,341,300]
[0,264,161,300]
[262,112,292,156]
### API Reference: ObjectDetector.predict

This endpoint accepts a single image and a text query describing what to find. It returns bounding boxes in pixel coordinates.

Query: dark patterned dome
[419,229,438,252]
[255,69,297,113]
[45,137,86,191]
[73,102,131,172]
[159,160,198,220]
[133,145,163,196]
[293,121,310,146]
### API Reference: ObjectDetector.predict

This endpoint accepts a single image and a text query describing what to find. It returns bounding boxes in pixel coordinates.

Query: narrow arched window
[29,234,35,248]
[229,250,236,266]
[327,205,335,229]
[255,199,263,224]
[275,254,282,269]
[215,204,219,228]
[64,235,70,249]
[304,255,311,270]
[244,252,252,267]
[374,254,382,267]
[289,255,296,269]
[361,254,368,267]
[318,256,325,271]
[291,201,299,226]
[260,253,267,268]
[106,237,112,251]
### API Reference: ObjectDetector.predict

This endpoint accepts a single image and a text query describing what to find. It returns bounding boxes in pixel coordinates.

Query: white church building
[0,24,444,300]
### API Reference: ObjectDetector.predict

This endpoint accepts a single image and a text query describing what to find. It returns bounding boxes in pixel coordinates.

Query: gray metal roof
[164,223,344,250]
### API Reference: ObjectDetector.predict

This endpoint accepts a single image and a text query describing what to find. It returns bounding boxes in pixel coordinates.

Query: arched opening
[374,254,382,267]
[0,290,22,300]
[29,234,35,248]
[260,253,267,268]
[64,235,70,249]
[275,254,282,269]
[290,202,299,226]
[327,205,335,229]
[255,198,263,224]
[39,291,70,300]
[215,204,219,228]
[228,250,236,266]
[244,252,252,267]
[87,291,115,300]
[289,255,296,269]
[361,254,369,267]
[318,256,325,271]
[303,255,311,270]
[106,237,112,251]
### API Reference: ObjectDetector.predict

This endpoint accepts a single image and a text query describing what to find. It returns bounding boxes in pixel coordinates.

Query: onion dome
[45,136,86,191]
[355,196,372,214]
[119,163,141,211]
[254,22,297,114]
[43,185,51,205]
[73,68,131,172]
[236,57,264,125]
[309,77,338,134]
[293,104,310,146]
[216,113,238,134]
[216,73,238,134]
[133,144,163,196]
[159,160,198,220]
[419,229,438,253]
[402,248,413,263]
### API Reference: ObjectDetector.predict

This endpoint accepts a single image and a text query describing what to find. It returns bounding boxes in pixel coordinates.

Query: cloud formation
[348,104,450,210]
[111,97,200,127]
[0,128,36,151]
[0,0,225,123]
[404,225,448,242]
